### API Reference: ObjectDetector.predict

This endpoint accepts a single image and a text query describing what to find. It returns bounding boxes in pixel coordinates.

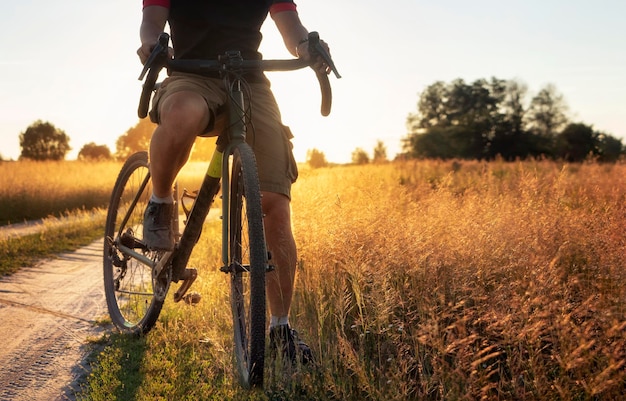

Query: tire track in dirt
[0,240,106,401]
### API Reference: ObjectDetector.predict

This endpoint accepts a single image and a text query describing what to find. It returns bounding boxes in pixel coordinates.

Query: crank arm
[152,250,174,278]
[173,268,198,303]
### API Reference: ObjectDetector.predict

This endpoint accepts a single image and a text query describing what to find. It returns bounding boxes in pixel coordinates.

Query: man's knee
[262,191,296,264]
[262,192,291,224]
[159,91,210,135]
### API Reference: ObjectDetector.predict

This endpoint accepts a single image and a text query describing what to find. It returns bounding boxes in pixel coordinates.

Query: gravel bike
[103,31,339,388]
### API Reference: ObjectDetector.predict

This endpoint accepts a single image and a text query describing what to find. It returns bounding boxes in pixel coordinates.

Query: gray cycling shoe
[143,201,175,251]
[269,324,314,365]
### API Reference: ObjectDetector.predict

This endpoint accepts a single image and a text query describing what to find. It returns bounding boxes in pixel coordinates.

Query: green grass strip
[81,334,149,401]
[0,211,106,276]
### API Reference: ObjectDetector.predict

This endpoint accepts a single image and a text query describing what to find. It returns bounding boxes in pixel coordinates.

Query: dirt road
[0,239,106,401]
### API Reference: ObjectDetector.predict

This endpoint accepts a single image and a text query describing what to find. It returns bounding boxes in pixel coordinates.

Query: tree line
[12,118,390,167]
[306,141,388,168]
[13,118,321,164]
[10,78,622,164]
[402,78,623,162]
[10,119,170,161]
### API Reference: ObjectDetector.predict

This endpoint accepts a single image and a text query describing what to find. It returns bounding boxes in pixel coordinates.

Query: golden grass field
[3,158,624,399]
[79,159,626,400]
[0,160,207,225]
[288,160,626,400]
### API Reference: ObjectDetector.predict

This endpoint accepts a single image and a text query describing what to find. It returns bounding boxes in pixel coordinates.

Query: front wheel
[229,144,268,388]
[103,151,166,335]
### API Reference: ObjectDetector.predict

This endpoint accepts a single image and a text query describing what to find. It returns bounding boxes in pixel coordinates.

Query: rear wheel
[103,151,167,335]
[229,143,268,388]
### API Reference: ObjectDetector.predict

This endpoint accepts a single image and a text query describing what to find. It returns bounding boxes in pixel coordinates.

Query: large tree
[525,84,568,138]
[407,81,448,129]
[488,80,532,160]
[406,78,509,159]
[19,120,71,161]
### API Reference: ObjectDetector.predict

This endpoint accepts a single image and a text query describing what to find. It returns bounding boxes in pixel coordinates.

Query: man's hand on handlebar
[296,38,332,76]
[137,41,174,65]
[302,32,341,79]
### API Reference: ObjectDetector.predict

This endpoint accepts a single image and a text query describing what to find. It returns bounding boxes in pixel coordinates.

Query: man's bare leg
[143,90,209,251]
[262,192,297,319]
[149,90,210,198]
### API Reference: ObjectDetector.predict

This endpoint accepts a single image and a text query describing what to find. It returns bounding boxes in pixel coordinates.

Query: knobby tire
[229,143,268,388]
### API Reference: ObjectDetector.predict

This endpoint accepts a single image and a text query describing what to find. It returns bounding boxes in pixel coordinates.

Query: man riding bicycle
[137,0,331,363]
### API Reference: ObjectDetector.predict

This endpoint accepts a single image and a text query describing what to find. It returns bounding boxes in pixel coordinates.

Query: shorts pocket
[282,125,299,183]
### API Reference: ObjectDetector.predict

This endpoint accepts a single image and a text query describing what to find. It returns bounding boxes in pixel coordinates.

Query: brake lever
[307,31,341,79]
[138,32,170,80]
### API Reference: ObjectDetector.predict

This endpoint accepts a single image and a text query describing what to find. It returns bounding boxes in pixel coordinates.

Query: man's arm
[271,7,331,76]
[270,3,330,74]
[270,9,310,59]
[137,5,169,64]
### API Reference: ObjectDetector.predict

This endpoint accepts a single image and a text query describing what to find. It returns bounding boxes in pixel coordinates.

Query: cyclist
[137,0,330,363]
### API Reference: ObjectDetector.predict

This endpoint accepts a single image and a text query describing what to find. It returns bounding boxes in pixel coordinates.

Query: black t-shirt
[164,0,295,60]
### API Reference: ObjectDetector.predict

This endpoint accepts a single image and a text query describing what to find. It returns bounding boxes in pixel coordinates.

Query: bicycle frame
[115,74,248,295]
[150,77,251,289]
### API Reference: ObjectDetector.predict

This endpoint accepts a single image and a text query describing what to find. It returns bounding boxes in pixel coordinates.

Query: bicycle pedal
[173,267,198,303]
[182,292,202,305]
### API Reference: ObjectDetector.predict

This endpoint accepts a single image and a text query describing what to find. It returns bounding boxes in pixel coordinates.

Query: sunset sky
[1,0,624,163]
